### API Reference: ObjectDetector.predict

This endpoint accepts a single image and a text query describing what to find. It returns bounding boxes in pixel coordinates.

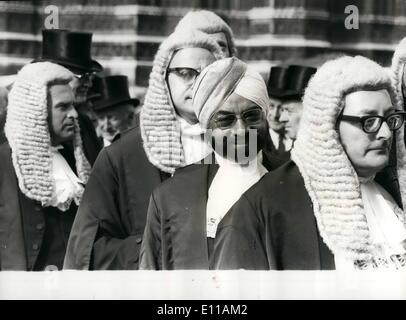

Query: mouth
[369,145,389,152]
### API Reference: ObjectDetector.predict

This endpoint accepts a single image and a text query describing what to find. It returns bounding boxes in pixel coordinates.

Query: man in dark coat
[390,37,406,146]
[139,57,285,269]
[35,29,103,162]
[213,56,406,270]
[0,62,98,271]
[265,65,316,159]
[91,75,140,147]
[64,29,227,270]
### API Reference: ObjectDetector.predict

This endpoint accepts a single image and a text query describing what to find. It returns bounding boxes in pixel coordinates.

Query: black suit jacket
[264,131,291,161]
[213,161,402,270]
[64,122,170,270]
[139,152,285,270]
[0,124,100,271]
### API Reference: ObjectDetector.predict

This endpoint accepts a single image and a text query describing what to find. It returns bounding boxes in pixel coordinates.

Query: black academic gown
[64,121,171,270]
[139,152,285,270]
[0,131,100,271]
[212,161,402,270]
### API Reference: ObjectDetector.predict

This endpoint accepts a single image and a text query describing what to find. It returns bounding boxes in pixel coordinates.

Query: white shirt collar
[44,147,84,212]
[334,179,406,270]
[177,116,212,165]
[206,151,268,238]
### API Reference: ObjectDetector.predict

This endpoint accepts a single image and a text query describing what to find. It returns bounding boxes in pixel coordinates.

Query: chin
[102,132,116,141]
[60,133,75,143]
[365,158,389,174]
[232,144,258,163]
[270,123,284,131]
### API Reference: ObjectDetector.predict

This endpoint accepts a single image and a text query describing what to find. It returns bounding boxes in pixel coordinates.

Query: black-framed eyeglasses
[339,111,406,133]
[166,67,201,86]
[210,107,265,129]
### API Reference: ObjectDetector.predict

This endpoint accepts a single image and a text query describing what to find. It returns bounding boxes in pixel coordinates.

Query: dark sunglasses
[211,107,265,129]
[166,67,201,86]
[339,111,406,133]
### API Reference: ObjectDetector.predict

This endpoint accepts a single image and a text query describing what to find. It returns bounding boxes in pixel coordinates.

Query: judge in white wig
[391,37,406,146]
[0,61,92,271]
[175,10,236,57]
[213,55,406,270]
[139,57,285,270]
[64,29,225,270]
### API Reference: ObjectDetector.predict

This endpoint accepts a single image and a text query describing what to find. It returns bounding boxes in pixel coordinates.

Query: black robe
[139,151,286,270]
[212,161,402,270]
[0,123,100,271]
[64,123,170,270]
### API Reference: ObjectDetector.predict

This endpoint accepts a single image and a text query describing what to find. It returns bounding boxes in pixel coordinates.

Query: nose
[376,121,392,140]
[279,110,289,123]
[231,117,246,133]
[67,106,78,119]
[274,106,282,119]
[98,116,109,127]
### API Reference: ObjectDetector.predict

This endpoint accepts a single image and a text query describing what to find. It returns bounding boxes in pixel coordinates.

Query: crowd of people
[0,10,405,271]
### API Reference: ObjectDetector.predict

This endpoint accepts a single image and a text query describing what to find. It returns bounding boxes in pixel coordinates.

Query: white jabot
[45,146,85,212]
[103,138,112,147]
[269,128,293,151]
[206,151,268,238]
[335,177,406,270]
[177,116,213,165]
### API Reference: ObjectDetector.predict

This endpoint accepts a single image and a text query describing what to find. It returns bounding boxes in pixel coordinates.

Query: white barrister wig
[140,29,224,174]
[174,10,237,57]
[5,62,91,206]
[391,37,406,111]
[291,55,406,264]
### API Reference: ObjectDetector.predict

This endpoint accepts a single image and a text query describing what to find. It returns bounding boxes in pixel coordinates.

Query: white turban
[192,57,269,128]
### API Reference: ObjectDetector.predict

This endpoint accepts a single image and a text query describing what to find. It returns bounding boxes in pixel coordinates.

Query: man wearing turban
[213,56,406,270]
[64,28,226,270]
[139,57,284,270]
[0,62,97,271]
[392,37,406,147]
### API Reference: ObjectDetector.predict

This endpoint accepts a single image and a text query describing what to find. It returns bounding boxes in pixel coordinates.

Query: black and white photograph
[0,0,406,303]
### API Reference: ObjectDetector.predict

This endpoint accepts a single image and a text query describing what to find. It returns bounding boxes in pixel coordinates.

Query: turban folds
[192,57,269,128]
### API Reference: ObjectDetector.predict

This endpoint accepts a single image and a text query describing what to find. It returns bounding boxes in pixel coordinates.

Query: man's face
[267,97,285,132]
[208,93,267,164]
[48,84,77,145]
[69,72,95,105]
[338,89,394,178]
[279,100,303,140]
[166,47,216,124]
[95,103,134,142]
[210,32,230,57]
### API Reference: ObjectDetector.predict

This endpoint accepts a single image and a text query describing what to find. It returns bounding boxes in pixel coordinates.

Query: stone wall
[0,0,405,99]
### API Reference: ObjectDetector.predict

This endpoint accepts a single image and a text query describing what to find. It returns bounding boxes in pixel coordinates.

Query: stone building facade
[0,0,405,98]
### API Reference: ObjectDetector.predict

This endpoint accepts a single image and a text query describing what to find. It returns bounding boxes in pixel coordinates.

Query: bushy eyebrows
[55,100,72,109]
[356,106,395,115]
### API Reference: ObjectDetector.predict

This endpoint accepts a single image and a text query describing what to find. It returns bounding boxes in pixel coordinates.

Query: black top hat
[92,75,139,112]
[267,65,316,100]
[34,29,103,74]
